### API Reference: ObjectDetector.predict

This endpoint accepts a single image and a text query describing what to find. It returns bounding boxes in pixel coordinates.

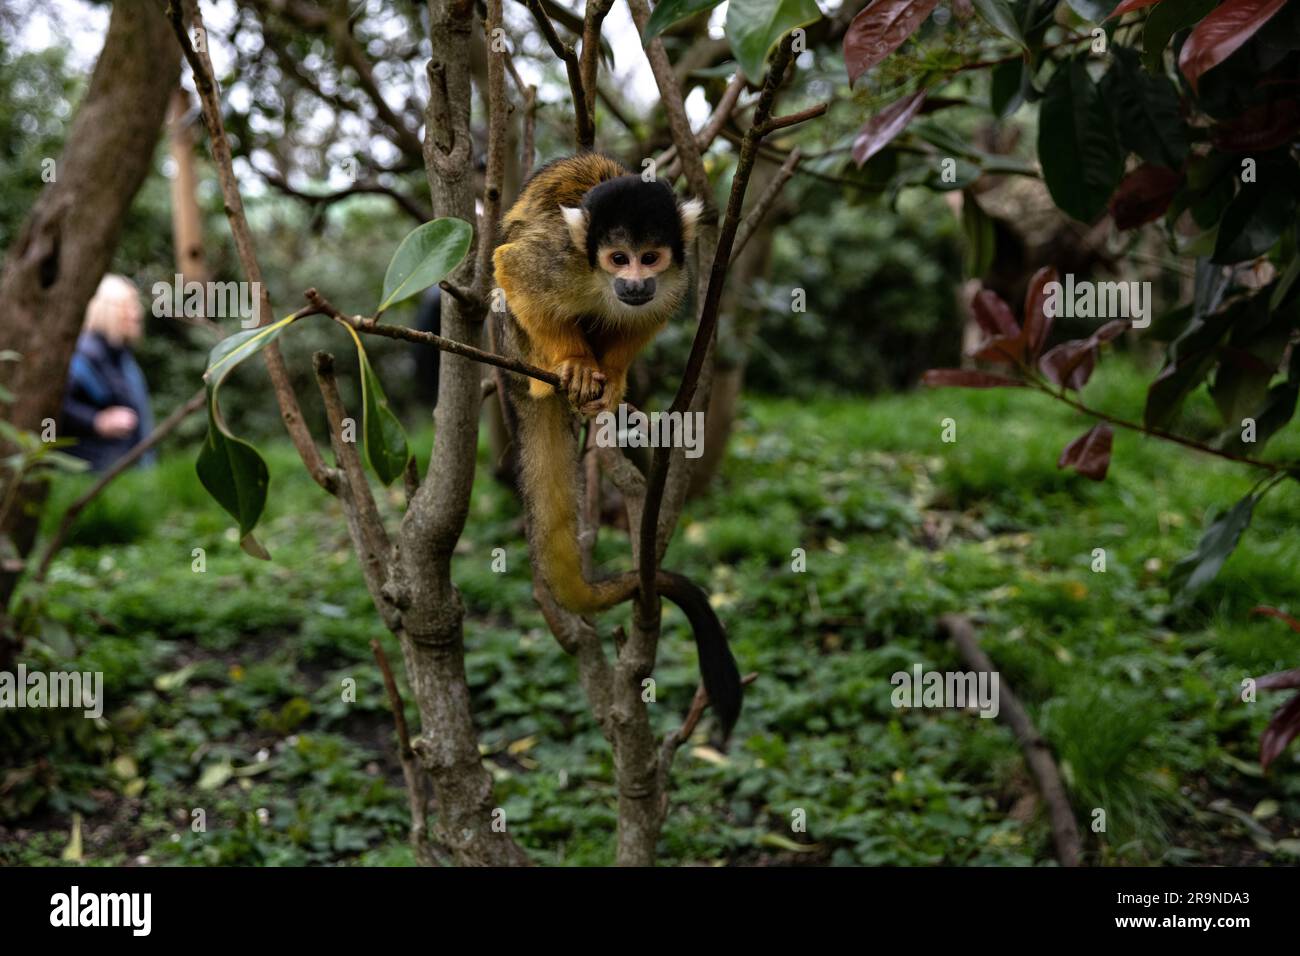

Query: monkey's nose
[615,277,655,304]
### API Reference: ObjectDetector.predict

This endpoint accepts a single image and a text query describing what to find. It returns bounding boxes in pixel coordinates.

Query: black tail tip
[712,683,742,745]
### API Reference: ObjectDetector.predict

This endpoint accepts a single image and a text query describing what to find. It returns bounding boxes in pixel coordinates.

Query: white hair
[83,273,142,346]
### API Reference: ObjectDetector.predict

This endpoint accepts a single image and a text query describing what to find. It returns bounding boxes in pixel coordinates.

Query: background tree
[0,0,179,649]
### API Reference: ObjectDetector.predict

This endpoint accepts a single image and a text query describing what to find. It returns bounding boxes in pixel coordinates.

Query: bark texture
[0,0,180,609]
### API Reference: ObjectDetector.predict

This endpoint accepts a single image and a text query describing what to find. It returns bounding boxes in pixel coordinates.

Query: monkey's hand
[554,357,607,411]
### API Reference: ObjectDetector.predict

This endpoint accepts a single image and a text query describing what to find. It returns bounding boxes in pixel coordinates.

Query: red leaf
[972,289,1020,338]
[1022,266,1058,361]
[1179,0,1290,92]
[852,91,927,166]
[971,335,1025,366]
[921,369,1025,388]
[843,0,942,86]
[1250,606,1300,633]
[1109,164,1184,230]
[1039,319,1130,389]
[1057,423,1113,480]
[1211,98,1300,153]
[1093,319,1130,343]
[1108,0,1165,16]
[1039,340,1098,390]
[1260,692,1300,771]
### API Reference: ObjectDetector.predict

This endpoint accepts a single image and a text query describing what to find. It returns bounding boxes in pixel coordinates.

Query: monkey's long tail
[516,388,742,737]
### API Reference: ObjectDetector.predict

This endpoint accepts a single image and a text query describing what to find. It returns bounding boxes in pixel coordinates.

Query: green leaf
[725,0,822,83]
[990,58,1025,118]
[1143,0,1218,72]
[971,0,1025,45]
[347,328,411,485]
[1038,56,1125,222]
[204,314,297,390]
[1169,495,1256,607]
[1065,0,1119,20]
[961,191,996,278]
[1102,47,1189,168]
[196,396,270,550]
[195,315,298,553]
[1271,251,1300,311]
[644,0,724,41]
[1212,169,1300,264]
[1143,295,1243,428]
[378,218,473,314]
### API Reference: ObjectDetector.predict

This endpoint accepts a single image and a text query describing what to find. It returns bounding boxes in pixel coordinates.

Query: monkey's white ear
[679,198,704,246]
[560,206,589,253]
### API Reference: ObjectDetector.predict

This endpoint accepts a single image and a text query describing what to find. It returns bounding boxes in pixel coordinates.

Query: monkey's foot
[554,358,606,409]
[579,382,624,418]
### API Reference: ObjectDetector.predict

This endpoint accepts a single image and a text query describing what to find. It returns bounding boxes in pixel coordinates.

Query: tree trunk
[0,0,180,613]
[385,0,529,866]
[167,88,209,284]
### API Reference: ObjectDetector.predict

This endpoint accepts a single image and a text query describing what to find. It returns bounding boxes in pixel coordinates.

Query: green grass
[5,358,1300,866]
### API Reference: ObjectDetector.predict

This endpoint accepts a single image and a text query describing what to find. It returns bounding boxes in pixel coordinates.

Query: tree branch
[302,288,560,387]
[312,351,393,619]
[938,614,1083,867]
[626,0,713,206]
[657,71,747,182]
[370,637,440,866]
[637,34,800,611]
[475,0,510,299]
[524,0,591,148]
[579,0,615,141]
[166,0,335,493]
[254,163,432,224]
[1025,377,1296,475]
[731,146,802,264]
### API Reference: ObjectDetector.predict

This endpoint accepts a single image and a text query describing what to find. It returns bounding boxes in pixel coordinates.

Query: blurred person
[60,273,155,471]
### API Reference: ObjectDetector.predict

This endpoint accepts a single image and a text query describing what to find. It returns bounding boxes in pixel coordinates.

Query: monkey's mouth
[617,292,655,306]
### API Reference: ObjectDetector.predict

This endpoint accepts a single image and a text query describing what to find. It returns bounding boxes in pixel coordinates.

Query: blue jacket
[60,332,155,472]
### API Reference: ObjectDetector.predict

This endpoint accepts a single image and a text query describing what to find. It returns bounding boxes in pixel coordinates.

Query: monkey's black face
[559,174,704,321]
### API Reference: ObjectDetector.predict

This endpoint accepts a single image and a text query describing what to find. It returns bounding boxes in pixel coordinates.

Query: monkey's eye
[611,252,629,267]
[640,252,659,266]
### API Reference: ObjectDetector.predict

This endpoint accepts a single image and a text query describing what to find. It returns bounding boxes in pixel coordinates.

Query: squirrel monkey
[494,154,741,737]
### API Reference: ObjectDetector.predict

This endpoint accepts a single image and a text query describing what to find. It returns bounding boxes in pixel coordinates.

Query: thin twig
[1025,378,1296,475]
[579,0,615,141]
[475,0,509,301]
[166,0,334,492]
[313,352,392,584]
[304,288,561,388]
[658,71,747,181]
[254,162,431,224]
[637,34,801,611]
[755,101,828,136]
[657,673,759,814]
[438,280,480,312]
[524,0,590,148]
[732,146,802,263]
[626,0,713,205]
[370,637,438,867]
